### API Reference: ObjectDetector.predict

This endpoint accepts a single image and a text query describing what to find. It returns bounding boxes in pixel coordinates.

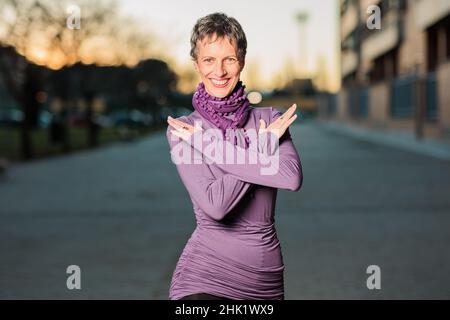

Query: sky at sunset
[0,0,340,93]
[118,0,340,92]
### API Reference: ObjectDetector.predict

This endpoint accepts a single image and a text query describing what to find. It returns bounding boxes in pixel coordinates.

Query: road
[1,120,450,299]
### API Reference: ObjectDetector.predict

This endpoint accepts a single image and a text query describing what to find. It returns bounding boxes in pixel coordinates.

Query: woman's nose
[213,62,227,77]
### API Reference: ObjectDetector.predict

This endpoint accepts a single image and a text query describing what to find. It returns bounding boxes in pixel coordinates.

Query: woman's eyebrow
[201,55,237,60]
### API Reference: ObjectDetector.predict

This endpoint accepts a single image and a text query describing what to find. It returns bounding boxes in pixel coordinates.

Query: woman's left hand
[167,116,202,142]
[259,104,298,139]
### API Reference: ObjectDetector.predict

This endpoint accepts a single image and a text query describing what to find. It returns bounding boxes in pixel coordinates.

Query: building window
[426,14,450,72]
[370,47,398,83]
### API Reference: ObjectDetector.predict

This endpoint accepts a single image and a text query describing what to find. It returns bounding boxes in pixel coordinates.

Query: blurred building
[319,0,450,140]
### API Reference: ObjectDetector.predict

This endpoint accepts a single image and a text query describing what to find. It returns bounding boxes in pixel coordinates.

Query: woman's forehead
[198,35,237,54]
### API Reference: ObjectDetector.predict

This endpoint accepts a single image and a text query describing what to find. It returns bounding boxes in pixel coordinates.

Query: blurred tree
[314,54,329,92]
[271,57,296,90]
[242,60,263,91]
[0,45,48,159]
[175,64,199,94]
[134,59,177,123]
[0,0,154,159]
[46,59,177,126]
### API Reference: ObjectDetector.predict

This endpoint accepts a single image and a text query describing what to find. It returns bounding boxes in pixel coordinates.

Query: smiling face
[193,34,244,98]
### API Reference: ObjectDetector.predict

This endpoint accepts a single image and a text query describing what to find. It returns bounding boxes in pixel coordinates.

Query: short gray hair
[190,12,247,65]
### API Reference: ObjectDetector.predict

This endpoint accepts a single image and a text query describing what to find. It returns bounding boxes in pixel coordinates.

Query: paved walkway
[322,120,450,160]
[1,120,450,299]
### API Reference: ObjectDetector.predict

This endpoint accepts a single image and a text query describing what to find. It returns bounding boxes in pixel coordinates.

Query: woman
[166,12,303,300]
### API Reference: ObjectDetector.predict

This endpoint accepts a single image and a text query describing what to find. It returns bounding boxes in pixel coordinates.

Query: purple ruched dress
[166,106,303,300]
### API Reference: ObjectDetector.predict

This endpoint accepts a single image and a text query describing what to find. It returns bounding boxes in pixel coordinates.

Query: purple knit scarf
[192,80,251,148]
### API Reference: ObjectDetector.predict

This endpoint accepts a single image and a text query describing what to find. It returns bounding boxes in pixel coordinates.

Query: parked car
[38,110,52,128]
[0,109,23,127]
[110,110,152,129]
[158,106,192,123]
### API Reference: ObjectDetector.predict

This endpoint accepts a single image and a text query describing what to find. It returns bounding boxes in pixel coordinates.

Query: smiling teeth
[211,79,228,85]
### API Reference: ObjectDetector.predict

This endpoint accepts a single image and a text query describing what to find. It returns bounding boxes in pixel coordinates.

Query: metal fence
[318,93,337,118]
[320,71,440,124]
[390,74,416,118]
[426,72,438,121]
[348,87,369,118]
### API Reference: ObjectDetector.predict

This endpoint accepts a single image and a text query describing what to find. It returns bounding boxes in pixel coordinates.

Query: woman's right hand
[259,104,298,139]
[167,116,202,142]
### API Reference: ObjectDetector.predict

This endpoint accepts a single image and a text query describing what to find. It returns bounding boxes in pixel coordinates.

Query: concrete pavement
[1,120,450,299]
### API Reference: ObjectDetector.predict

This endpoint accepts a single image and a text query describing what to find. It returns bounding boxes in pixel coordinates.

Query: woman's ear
[240,60,246,71]
[193,60,199,72]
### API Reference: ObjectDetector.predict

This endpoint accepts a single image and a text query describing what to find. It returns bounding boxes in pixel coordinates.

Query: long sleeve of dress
[185,108,303,192]
[166,125,252,221]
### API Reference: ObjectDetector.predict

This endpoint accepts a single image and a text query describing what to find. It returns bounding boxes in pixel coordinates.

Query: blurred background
[0,0,339,163]
[1,0,450,299]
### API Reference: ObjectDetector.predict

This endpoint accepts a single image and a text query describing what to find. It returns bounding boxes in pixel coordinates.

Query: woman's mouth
[210,78,230,88]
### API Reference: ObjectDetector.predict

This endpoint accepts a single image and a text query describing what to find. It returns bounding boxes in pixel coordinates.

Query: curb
[320,121,450,161]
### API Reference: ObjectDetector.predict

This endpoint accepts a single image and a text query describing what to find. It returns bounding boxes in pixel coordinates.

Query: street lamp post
[295,11,309,77]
